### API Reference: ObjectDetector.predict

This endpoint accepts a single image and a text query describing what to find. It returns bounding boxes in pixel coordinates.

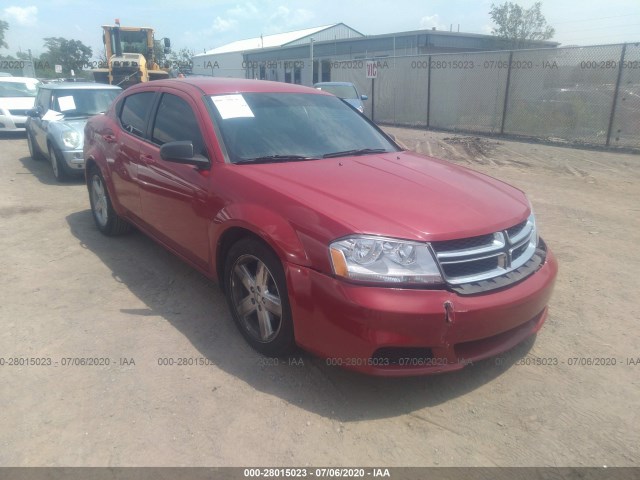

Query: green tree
[0,20,9,49]
[42,37,92,75]
[153,40,168,67]
[166,47,194,71]
[490,2,555,49]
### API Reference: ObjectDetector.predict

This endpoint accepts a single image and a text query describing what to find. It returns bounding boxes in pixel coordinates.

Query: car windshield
[315,84,358,99]
[116,30,149,55]
[0,81,40,98]
[51,89,120,117]
[209,92,397,163]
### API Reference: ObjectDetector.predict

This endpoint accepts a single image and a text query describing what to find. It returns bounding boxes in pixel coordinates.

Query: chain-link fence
[331,43,640,149]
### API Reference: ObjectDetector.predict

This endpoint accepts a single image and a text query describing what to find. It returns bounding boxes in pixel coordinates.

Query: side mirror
[160,141,209,169]
[361,94,368,101]
[27,107,41,118]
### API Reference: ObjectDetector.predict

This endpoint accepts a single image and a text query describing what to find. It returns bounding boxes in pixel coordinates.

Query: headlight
[61,130,81,149]
[329,235,443,285]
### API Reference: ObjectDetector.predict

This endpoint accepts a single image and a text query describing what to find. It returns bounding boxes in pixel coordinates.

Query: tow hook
[444,301,455,324]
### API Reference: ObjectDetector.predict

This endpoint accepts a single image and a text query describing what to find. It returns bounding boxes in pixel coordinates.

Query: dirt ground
[0,127,638,467]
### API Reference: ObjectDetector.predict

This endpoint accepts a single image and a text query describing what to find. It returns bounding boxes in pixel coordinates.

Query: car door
[137,90,212,271]
[110,91,157,220]
[31,88,51,152]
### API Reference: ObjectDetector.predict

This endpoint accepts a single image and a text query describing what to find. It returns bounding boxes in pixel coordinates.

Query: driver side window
[35,89,50,112]
[151,93,207,158]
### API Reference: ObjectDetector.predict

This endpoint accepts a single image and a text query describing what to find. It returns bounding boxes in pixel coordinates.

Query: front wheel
[48,144,68,182]
[88,167,132,236]
[224,238,296,356]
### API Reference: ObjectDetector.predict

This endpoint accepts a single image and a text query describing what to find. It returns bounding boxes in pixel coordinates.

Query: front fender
[212,202,311,277]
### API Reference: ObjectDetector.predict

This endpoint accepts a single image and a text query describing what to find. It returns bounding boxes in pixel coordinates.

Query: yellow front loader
[93,21,171,88]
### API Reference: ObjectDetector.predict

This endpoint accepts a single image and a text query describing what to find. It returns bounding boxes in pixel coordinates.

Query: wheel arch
[84,156,125,217]
[84,157,99,188]
[213,206,310,290]
[215,226,284,290]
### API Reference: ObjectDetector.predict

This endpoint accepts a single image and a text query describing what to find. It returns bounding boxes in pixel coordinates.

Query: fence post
[606,43,627,147]
[500,50,514,134]
[427,55,432,128]
[371,77,375,122]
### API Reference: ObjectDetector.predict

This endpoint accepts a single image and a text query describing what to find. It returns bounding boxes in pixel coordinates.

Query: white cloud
[2,5,38,27]
[188,3,258,39]
[266,5,315,32]
[228,2,259,18]
[419,14,446,31]
[210,16,238,33]
[184,1,316,50]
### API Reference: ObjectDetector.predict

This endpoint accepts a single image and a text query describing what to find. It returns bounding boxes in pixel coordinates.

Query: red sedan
[83,78,557,376]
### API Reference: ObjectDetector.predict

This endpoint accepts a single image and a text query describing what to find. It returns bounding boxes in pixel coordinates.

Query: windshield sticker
[211,94,254,120]
[42,109,65,121]
[57,95,76,112]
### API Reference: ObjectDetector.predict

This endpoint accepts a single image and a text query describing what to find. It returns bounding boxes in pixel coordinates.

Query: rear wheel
[224,238,296,356]
[48,144,68,182]
[88,167,132,236]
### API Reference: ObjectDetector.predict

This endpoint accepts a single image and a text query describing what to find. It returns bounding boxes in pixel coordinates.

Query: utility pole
[310,37,314,86]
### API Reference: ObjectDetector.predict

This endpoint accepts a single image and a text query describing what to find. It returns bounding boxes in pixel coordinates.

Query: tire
[87,167,132,236]
[27,131,43,160]
[224,238,296,356]
[48,144,68,182]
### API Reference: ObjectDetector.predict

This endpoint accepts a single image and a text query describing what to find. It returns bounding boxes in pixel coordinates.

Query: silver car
[313,82,368,113]
[26,82,121,181]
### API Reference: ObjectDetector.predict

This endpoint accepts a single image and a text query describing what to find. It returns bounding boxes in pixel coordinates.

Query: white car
[0,76,41,132]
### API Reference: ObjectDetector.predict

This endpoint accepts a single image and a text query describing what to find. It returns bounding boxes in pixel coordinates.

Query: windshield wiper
[322,148,388,158]
[235,155,319,165]
[65,112,94,117]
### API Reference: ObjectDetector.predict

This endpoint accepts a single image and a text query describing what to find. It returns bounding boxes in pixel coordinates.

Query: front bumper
[0,111,28,131]
[60,149,85,172]
[286,249,557,376]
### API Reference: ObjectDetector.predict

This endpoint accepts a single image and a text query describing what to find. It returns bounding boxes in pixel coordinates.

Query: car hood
[234,151,530,241]
[47,118,87,147]
[0,97,36,110]
[342,98,362,109]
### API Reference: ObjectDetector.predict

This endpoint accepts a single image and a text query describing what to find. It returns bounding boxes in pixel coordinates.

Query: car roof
[313,82,356,87]
[39,82,122,90]
[125,77,332,97]
[0,76,40,83]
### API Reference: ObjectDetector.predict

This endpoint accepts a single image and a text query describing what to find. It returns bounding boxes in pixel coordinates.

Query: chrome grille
[431,233,495,252]
[431,215,540,292]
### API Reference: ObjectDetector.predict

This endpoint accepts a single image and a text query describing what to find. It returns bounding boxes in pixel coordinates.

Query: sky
[1,0,639,59]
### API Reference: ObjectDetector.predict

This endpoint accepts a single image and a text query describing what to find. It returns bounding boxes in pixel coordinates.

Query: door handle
[101,134,116,143]
[140,153,155,164]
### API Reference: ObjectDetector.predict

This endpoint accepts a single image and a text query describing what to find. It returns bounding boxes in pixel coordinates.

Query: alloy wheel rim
[49,147,59,177]
[230,254,283,343]
[91,175,108,227]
